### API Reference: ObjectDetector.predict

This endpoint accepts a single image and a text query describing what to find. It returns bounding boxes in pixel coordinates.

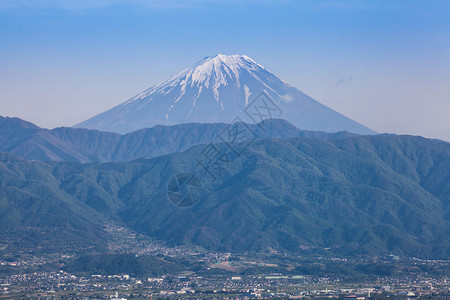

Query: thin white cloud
[2,0,446,12]
[0,0,192,10]
[280,94,294,102]
[0,0,297,11]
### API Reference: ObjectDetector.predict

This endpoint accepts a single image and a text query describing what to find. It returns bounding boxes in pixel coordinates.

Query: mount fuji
[75,54,375,135]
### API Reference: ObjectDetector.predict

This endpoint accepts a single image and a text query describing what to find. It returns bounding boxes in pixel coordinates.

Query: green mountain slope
[0,153,108,254]
[0,134,448,258]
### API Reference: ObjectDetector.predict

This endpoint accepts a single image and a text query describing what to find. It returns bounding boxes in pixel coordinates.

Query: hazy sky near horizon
[1,0,449,140]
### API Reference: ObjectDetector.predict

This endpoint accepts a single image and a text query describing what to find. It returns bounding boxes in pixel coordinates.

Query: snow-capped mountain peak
[75,54,375,135]
[129,54,268,104]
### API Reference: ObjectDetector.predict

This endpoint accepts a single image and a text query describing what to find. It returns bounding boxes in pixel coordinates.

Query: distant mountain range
[75,54,376,135]
[0,116,357,163]
[0,118,448,258]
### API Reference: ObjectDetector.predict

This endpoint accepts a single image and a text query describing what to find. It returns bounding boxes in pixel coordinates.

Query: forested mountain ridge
[0,134,448,258]
[0,116,357,163]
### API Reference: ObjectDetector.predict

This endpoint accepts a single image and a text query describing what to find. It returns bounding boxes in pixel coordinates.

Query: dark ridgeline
[0,116,357,163]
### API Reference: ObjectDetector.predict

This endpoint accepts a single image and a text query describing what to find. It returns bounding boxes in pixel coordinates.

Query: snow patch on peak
[154,54,267,101]
[244,85,251,106]
[131,54,269,102]
[98,54,284,113]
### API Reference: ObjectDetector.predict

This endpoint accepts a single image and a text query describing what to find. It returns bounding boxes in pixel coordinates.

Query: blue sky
[1,0,449,140]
